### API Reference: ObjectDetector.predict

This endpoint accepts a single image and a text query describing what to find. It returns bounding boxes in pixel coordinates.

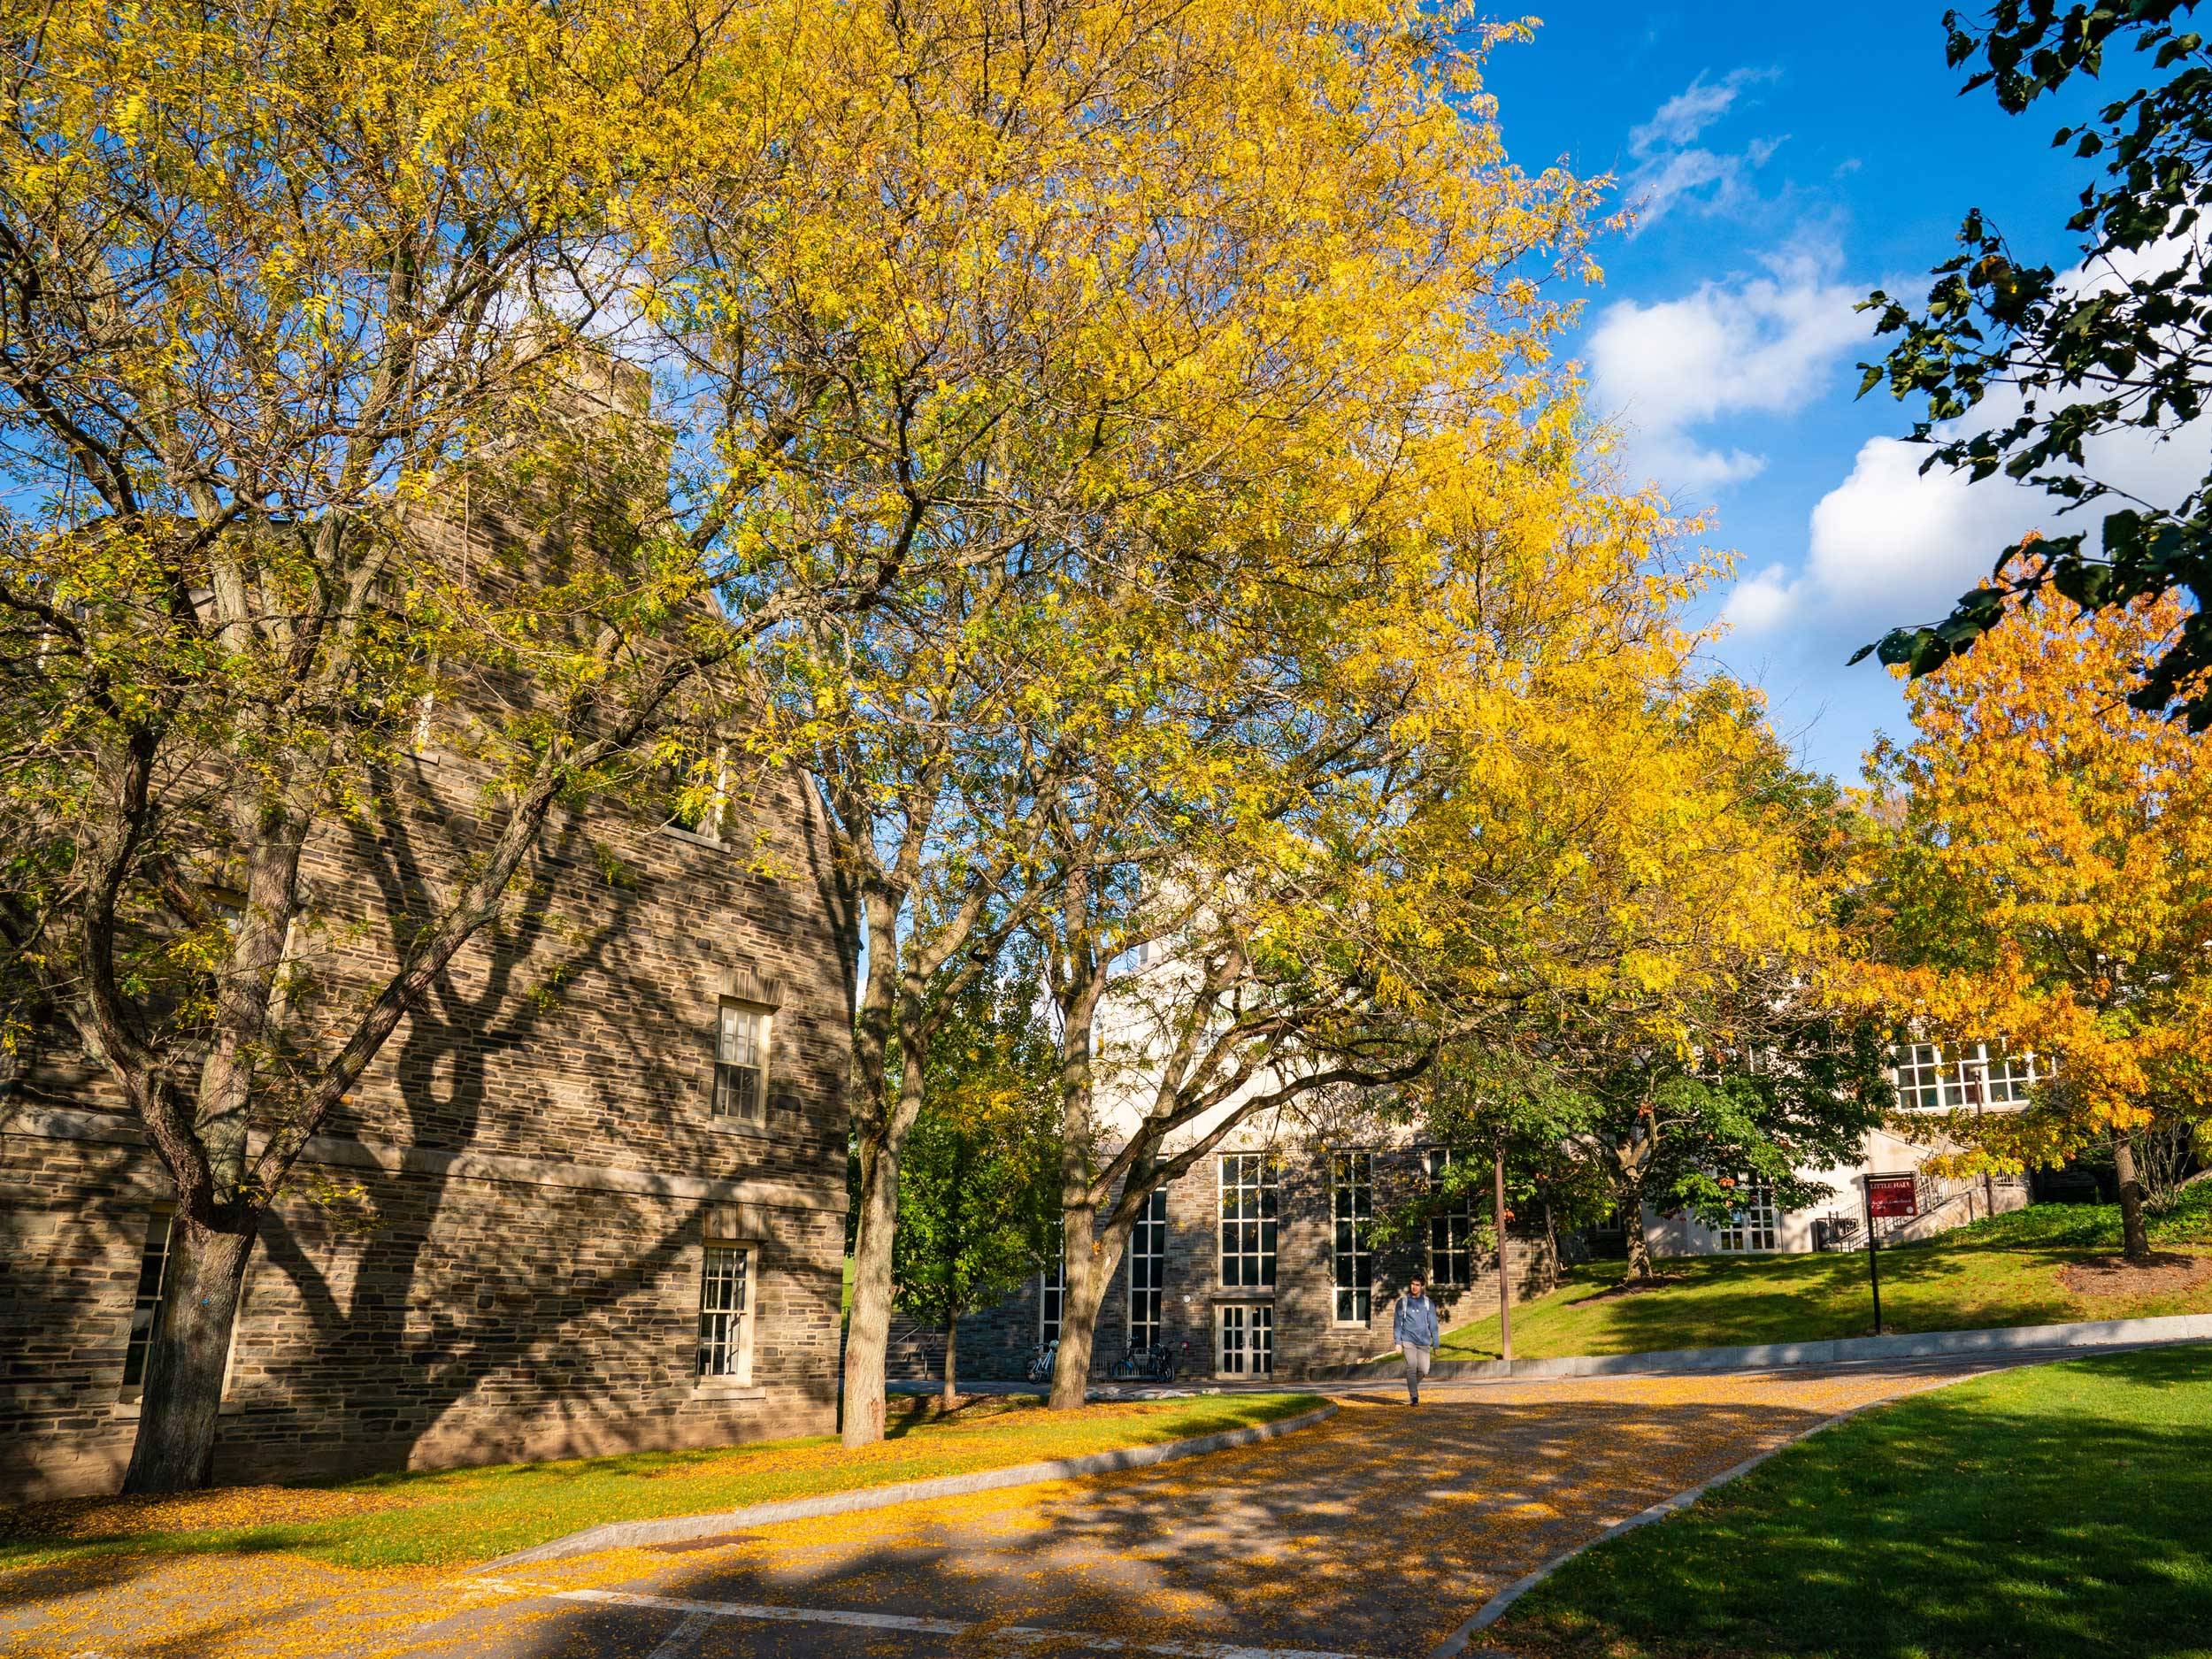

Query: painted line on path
[501,1583,1378,1659]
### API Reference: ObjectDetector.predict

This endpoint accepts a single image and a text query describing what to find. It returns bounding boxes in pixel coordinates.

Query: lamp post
[1495,1142,1512,1366]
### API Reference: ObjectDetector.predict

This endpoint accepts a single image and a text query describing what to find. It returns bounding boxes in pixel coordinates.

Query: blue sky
[1476,3,2165,780]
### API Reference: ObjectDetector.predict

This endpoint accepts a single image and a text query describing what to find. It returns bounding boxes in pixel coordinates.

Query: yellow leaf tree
[1860,577,2212,1262]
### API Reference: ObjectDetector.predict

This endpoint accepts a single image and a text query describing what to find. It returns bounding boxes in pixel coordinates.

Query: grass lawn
[1434,1189,2212,1363]
[0,1390,1317,1574]
[1492,1343,2212,1659]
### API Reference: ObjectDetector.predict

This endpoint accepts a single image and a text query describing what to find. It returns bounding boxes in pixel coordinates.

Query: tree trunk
[1051,1202,1122,1409]
[2115,1134,2151,1263]
[1048,1203,1133,1407]
[122,1213,256,1494]
[841,1132,900,1447]
[941,1309,959,1407]
[1623,1187,1655,1281]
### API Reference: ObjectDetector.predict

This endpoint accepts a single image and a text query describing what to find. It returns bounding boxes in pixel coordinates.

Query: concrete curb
[1424,1363,2018,1658]
[1321,1310,2212,1384]
[482,1402,1338,1570]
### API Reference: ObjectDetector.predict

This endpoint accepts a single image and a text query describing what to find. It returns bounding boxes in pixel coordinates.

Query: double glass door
[1217,1303,1274,1377]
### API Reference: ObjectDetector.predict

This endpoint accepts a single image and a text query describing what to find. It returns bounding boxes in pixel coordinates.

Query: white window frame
[1215,1302,1274,1378]
[1126,1188,1167,1352]
[1217,1152,1280,1288]
[119,1205,175,1402]
[1891,1041,2042,1112]
[1716,1185,1779,1253]
[1330,1150,1373,1325]
[1041,1250,1066,1347]
[712,1000,772,1126]
[1426,1148,1477,1288]
[695,1240,758,1386]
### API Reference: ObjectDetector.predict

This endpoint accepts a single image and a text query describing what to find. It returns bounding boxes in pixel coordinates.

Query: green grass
[1495,1344,2212,1659]
[1433,1191,2212,1363]
[0,1391,1318,1574]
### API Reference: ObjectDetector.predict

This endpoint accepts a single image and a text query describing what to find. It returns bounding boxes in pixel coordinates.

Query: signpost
[1863,1174,1917,1334]
[1494,1144,1513,1365]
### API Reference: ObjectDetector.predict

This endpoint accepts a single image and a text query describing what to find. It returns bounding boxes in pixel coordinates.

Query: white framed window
[120,1207,175,1400]
[1217,1152,1279,1288]
[1426,1148,1476,1287]
[1717,1186,1779,1253]
[1127,1189,1167,1351]
[1891,1041,2041,1111]
[1968,1043,2039,1105]
[1330,1151,1373,1325]
[713,1002,771,1125]
[1041,1250,1065,1346]
[1893,1042,1948,1110]
[696,1240,757,1382]
[1216,1302,1273,1377]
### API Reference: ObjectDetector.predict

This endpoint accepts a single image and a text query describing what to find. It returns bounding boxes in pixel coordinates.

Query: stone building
[0,460,853,1498]
[893,1125,1555,1385]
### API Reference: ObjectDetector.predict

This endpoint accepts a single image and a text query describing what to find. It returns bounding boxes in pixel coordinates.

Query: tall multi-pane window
[1426,1149,1476,1287]
[120,1209,175,1394]
[714,1002,769,1124]
[1127,1189,1168,1351]
[1716,1187,1779,1253]
[1330,1151,1374,1324]
[1040,1251,1065,1346]
[1217,1153,1279,1287]
[1892,1042,2040,1111]
[696,1242,755,1380]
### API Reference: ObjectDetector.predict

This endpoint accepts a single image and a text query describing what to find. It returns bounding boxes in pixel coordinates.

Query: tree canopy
[1856,1,2212,724]
[1856,576,2212,1258]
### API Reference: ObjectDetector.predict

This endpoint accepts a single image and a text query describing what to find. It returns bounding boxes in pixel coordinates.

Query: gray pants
[1402,1341,1432,1402]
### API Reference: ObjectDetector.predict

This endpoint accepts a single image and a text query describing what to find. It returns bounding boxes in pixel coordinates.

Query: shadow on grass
[1500,1346,2212,1659]
[1440,1203,2212,1363]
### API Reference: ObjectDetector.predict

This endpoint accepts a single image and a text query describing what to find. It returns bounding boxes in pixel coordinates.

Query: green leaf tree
[1855,1,2212,723]
[892,972,1063,1406]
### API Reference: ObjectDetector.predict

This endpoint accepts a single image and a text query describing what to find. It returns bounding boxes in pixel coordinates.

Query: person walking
[1394,1273,1440,1405]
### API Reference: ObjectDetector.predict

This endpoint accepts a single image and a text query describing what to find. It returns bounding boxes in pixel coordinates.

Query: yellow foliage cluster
[1856,580,2212,1168]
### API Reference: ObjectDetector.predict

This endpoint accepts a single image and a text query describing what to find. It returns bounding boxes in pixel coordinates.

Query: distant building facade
[1643,1041,2038,1259]
[0,487,854,1498]
[892,1121,1555,1385]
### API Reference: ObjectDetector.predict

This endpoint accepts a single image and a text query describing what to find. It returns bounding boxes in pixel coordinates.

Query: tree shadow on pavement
[487,1394,1847,1659]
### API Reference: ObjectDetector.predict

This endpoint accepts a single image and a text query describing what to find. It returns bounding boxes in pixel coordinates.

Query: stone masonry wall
[1,676,852,1496]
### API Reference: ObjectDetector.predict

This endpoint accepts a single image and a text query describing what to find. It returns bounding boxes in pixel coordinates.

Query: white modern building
[1644,1042,2040,1258]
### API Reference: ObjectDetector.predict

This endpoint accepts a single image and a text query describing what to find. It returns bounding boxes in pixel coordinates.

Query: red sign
[1866,1175,1917,1219]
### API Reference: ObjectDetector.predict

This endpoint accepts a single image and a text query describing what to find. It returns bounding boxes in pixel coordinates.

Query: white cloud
[1629,68,1778,157]
[1722,563,1798,633]
[1587,246,1868,495]
[1623,68,1784,233]
[1745,237,2212,634]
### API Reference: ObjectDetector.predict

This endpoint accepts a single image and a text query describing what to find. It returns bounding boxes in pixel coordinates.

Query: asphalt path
[340,1357,2025,1659]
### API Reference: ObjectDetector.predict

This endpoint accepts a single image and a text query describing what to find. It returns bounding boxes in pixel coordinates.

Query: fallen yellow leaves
[0,1366,2003,1659]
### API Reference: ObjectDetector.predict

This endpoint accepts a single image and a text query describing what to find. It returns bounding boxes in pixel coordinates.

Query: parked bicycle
[1110,1341,1179,1383]
[1025,1340,1058,1384]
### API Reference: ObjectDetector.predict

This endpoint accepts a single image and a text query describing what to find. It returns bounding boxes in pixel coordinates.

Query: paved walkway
[3,1360,2018,1659]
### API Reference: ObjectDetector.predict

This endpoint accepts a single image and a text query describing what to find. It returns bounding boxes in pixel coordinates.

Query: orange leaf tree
[1859,574,2212,1261]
